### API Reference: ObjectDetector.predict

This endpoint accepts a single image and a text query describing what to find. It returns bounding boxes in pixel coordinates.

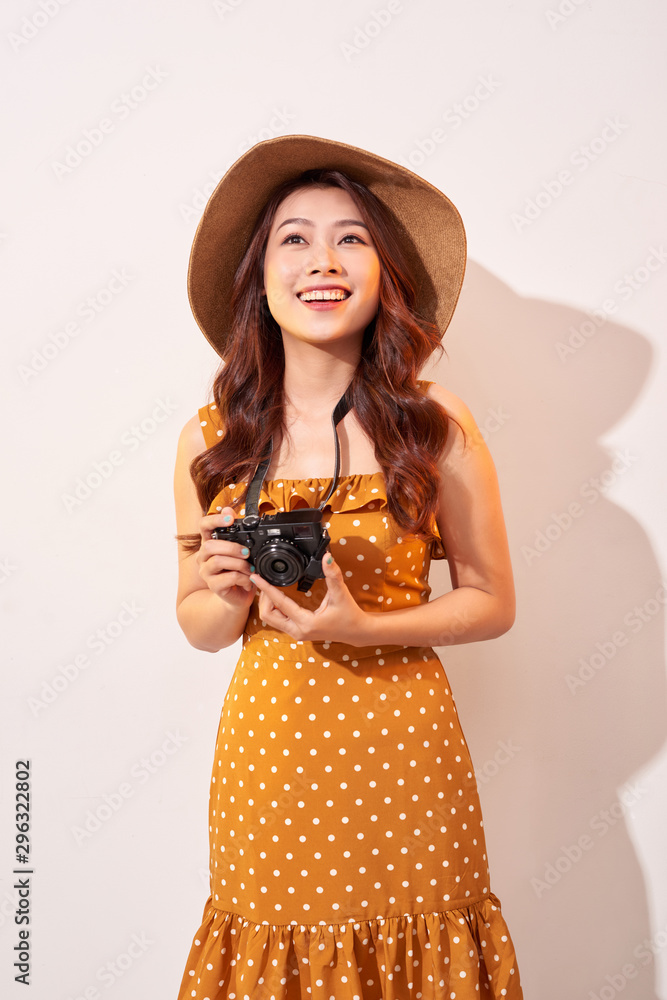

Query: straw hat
[187,134,466,358]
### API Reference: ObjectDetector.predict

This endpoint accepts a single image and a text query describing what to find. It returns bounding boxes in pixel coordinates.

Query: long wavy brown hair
[176,168,465,554]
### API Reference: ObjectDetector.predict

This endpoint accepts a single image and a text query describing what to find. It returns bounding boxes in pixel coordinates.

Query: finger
[257,591,292,625]
[210,569,256,593]
[250,573,289,603]
[250,574,302,618]
[205,555,254,576]
[200,506,238,537]
[230,572,257,593]
[257,591,281,620]
[321,551,343,586]
[201,538,252,561]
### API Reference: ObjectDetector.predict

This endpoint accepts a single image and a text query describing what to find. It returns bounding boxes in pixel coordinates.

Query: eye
[340,233,367,244]
[281,233,306,245]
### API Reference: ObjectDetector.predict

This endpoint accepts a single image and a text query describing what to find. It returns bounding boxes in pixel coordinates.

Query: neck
[281,337,361,418]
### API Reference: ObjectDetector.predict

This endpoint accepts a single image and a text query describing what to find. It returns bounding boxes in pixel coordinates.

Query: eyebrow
[276,216,370,232]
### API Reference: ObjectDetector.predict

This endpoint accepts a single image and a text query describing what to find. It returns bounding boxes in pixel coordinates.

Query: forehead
[272,184,362,224]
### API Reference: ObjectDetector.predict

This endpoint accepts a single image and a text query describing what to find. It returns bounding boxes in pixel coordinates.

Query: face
[261,185,381,350]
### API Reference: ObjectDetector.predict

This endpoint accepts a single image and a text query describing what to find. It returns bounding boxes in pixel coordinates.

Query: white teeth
[298,289,349,302]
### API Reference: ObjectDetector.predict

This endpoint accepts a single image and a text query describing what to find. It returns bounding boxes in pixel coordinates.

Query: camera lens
[256,540,307,587]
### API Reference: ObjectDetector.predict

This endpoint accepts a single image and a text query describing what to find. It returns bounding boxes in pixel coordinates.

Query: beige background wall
[2,1,666,997]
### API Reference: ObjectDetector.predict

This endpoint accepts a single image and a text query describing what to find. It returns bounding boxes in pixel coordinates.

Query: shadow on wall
[425,259,664,1000]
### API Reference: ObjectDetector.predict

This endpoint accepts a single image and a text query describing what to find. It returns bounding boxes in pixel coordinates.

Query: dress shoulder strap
[198,403,224,450]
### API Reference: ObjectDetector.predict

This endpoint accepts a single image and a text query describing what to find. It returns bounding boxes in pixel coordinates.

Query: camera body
[211,508,330,591]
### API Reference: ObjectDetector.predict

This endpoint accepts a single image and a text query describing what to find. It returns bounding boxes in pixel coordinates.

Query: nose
[305,239,343,276]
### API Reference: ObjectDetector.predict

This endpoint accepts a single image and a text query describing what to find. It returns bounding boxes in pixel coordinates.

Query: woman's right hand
[197,506,257,610]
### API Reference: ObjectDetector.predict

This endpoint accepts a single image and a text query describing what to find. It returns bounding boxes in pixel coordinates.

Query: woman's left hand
[249,553,371,645]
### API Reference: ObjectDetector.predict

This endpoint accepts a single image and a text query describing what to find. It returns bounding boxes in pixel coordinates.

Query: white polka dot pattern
[176,406,524,999]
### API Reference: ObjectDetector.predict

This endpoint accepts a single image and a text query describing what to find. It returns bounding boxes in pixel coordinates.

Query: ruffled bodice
[199,401,446,663]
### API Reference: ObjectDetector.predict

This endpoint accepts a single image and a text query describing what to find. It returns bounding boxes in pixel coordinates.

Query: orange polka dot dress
[177,400,523,1000]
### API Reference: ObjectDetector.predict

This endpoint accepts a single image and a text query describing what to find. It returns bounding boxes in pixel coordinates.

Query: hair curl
[176,168,465,553]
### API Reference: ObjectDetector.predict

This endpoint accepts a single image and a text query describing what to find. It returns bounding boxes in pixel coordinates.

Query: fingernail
[326,554,333,565]
[249,564,255,573]
[222,514,233,524]
[241,547,250,557]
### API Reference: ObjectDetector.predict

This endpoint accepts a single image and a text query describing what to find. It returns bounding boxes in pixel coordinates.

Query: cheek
[365,266,381,311]
[264,261,297,312]
[364,259,381,299]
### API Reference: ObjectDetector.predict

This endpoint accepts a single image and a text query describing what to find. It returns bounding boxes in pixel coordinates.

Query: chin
[279,319,365,344]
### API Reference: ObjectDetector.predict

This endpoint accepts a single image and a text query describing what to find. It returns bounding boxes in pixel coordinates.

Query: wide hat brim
[188,134,467,358]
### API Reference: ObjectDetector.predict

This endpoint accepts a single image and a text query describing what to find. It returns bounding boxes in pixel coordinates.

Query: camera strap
[245,389,352,517]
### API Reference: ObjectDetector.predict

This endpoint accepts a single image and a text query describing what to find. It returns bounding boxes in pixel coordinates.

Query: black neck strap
[245,389,352,517]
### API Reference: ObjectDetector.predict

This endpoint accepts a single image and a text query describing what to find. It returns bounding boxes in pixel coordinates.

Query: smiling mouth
[297,289,351,302]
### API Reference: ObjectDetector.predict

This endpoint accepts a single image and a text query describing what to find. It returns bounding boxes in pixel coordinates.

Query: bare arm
[249,384,515,648]
[357,383,515,645]
[174,414,256,652]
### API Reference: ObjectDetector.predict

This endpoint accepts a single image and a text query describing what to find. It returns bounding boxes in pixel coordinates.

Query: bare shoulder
[177,413,209,462]
[173,414,209,557]
[424,384,513,625]
[173,414,208,505]
[424,382,484,466]
[424,382,476,427]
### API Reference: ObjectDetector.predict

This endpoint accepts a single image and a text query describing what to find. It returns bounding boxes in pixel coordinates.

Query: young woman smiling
[173,134,523,999]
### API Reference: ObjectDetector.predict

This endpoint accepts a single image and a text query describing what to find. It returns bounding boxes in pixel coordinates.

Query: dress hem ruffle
[178,891,523,999]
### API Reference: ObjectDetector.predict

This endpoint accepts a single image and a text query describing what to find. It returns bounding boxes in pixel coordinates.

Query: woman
[173,134,523,999]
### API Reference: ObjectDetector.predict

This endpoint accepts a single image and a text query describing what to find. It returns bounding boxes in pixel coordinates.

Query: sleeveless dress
[177,399,523,1000]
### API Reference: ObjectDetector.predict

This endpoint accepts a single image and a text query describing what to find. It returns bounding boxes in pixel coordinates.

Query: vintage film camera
[210,391,351,592]
[211,509,330,591]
